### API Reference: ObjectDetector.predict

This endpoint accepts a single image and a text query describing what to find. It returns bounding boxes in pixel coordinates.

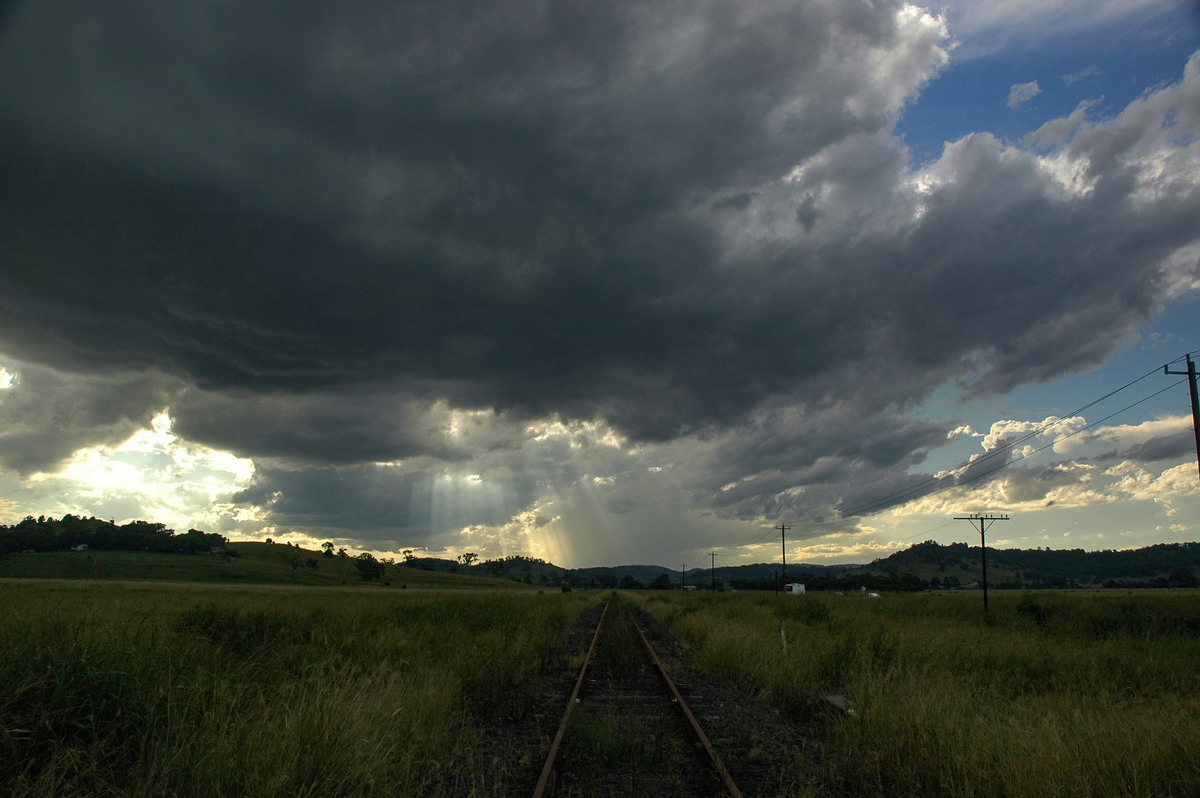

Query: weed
[631,588,1200,798]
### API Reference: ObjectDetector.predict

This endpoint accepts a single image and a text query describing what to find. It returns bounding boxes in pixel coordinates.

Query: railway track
[533,595,744,798]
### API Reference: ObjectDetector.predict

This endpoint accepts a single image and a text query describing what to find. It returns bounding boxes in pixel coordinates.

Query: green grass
[635,589,1200,797]
[0,580,595,797]
[9,580,1197,797]
[0,542,517,590]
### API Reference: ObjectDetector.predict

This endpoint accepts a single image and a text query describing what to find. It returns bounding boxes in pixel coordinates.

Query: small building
[70,544,90,552]
[785,582,806,594]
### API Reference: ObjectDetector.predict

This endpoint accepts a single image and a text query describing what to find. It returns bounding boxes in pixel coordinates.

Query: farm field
[636,589,1200,797]
[3,581,1199,796]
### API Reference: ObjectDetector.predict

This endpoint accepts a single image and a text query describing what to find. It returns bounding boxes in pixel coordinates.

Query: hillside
[0,542,535,590]
[852,540,1200,589]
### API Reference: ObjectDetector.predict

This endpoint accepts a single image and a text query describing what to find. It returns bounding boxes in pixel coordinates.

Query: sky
[0,0,1198,570]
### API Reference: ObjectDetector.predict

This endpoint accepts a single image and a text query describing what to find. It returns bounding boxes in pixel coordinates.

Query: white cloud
[1007,80,1042,108]
[943,0,1179,57]
[1063,64,1101,85]
[979,416,1066,450]
[1116,457,1199,493]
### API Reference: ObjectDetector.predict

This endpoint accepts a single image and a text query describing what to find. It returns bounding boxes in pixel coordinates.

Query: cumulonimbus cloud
[0,2,1196,553]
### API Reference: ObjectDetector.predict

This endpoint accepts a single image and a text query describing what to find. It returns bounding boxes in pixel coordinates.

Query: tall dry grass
[638,589,1200,797]
[1,581,593,797]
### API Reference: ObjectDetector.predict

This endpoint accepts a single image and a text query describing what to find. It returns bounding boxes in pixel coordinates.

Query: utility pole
[954,514,1009,615]
[681,563,686,591]
[775,523,791,595]
[708,551,717,592]
[1164,354,1200,487]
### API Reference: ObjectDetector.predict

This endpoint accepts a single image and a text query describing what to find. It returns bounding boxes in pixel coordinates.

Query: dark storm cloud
[1097,431,1197,464]
[230,465,443,541]
[0,0,953,452]
[169,388,525,466]
[666,402,951,526]
[232,451,548,547]
[0,361,178,474]
[230,465,441,541]
[0,1,1198,543]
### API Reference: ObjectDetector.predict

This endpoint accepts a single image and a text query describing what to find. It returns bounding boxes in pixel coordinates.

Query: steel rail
[531,600,609,798]
[634,622,745,798]
[532,599,744,798]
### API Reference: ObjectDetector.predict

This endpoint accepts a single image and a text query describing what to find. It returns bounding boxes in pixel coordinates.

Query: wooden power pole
[954,514,1009,615]
[1164,354,1200,487]
[775,523,791,595]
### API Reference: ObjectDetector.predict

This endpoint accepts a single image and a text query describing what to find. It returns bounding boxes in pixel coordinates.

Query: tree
[649,573,673,590]
[321,542,335,558]
[354,553,386,582]
[1168,567,1197,588]
[458,552,478,568]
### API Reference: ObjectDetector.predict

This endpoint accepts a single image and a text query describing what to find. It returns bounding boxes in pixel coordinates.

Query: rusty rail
[531,600,609,798]
[635,622,744,798]
[532,599,743,798]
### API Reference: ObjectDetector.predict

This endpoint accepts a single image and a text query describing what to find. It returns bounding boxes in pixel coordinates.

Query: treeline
[0,515,227,556]
[862,540,1200,590]
[990,542,1200,585]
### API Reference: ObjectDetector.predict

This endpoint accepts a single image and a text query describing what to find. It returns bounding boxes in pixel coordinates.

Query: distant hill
[405,553,863,590]
[850,540,1200,589]
[432,541,1200,591]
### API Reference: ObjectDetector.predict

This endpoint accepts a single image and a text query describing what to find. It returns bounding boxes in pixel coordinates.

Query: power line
[740,356,1192,549]
[747,525,777,547]
[818,375,1179,527]
[831,365,1173,521]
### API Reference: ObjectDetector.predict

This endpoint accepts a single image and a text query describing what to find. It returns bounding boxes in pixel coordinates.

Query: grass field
[0,579,589,797]
[636,589,1200,797]
[4,578,1198,797]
